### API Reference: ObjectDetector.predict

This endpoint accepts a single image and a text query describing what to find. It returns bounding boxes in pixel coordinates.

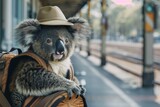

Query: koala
[7,17,90,107]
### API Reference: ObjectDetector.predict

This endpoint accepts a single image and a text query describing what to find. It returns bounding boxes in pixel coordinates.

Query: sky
[112,0,133,6]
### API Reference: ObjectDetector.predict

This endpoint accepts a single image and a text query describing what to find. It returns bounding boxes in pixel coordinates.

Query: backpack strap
[2,49,46,93]
[0,48,20,107]
[17,51,53,72]
[1,54,16,92]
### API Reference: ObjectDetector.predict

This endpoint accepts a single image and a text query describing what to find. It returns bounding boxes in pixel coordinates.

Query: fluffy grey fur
[16,19,40,46]
[8,17,90,107]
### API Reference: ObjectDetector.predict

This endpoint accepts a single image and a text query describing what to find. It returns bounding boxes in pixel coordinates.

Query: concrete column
[142,0,154,87]
[3,0,12,50]
[31,0,37,18]
[100,0,107,66]
[87,0,91,56]
[142,33,154,87]
[23,0,29,19]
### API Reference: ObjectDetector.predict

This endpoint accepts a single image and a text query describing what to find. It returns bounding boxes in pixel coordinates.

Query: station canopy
[39,0,88,18]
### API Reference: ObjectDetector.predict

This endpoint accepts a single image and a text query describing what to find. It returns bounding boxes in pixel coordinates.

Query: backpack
[0,48,87,107]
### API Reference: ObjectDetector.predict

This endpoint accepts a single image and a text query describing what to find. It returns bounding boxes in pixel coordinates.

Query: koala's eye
[46,38,52,45]
[65,38,69,44]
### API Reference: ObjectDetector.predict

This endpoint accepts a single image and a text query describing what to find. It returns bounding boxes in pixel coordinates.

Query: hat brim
[39,20,74,26]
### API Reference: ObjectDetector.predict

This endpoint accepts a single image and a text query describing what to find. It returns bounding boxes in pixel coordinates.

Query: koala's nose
[55,39,65,55]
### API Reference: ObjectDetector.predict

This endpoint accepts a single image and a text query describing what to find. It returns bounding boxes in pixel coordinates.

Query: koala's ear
[68,17,91,39]
[16,19,40,46]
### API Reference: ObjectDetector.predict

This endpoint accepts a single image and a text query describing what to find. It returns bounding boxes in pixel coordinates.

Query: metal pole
[0,0,2,51]
[142,0,154,87]
[100,0,107,66]
[87,0,91,56]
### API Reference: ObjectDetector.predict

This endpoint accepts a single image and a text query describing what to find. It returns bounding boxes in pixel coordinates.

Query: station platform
[71,53,160,107]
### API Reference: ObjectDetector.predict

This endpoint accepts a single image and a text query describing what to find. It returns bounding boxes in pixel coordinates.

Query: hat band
[38,17,67,22]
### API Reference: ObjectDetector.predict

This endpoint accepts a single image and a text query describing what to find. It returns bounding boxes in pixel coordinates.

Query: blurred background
[0,0,160,107]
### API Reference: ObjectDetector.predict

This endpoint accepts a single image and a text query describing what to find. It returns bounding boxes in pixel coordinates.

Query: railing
[78,40,160,85]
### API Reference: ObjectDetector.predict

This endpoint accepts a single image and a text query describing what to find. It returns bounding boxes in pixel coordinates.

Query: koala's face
[16,18,90,62]
[32,26,75,62]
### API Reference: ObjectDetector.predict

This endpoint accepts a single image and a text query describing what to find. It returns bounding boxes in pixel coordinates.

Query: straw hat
[37,6,73,26]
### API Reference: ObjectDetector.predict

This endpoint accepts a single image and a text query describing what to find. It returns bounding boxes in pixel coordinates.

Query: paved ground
[71,53,160,107]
